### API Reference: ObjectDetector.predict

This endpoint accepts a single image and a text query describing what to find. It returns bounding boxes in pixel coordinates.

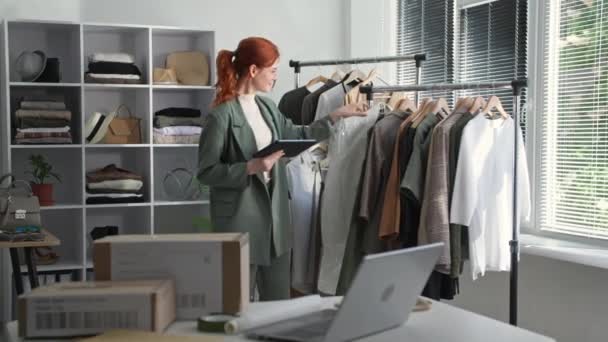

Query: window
[395,0,454,93]
[540,0,608,238]
[459,0,528,128]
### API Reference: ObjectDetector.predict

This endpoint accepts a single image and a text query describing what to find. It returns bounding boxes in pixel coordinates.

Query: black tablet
[253,139,317,158]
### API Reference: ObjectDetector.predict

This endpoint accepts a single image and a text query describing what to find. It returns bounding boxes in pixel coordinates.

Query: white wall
[80,0,349,101]
[452,254,608,342]
[0,0,81,22]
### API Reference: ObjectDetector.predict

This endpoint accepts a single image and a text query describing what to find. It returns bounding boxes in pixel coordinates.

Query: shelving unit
[1,20,215,310]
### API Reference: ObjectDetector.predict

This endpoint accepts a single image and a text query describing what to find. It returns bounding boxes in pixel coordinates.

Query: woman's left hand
[329,103,369,122]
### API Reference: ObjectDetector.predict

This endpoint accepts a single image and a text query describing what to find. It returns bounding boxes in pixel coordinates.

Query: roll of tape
[197,314,236,333]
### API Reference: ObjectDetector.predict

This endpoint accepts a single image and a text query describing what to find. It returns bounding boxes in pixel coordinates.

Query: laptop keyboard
[254,309,338,341]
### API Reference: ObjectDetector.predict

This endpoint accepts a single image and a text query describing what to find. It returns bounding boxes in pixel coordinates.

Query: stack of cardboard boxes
[18,233,250,339]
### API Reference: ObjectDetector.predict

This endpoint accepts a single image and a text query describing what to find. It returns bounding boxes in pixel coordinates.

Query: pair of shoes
[34,246,59,265]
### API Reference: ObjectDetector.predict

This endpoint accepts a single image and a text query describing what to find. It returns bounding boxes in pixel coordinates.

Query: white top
[238,94,273,182]
[450,114,531,280]
[318,105,381,294]
[314,82,351,121]
[6,297,554,341]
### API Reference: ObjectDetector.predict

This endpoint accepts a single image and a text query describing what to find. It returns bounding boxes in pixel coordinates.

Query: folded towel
[17,126,71,133]
[88,62,142,76]
[20,101,66,110]
[154,107,201,118]
[15,109,72,120]
[18,118,71,129]
[154,116,201,128]
[15,132,71,139]
[86,192,143,199]
[85,74,142,84]
[86,164,143,183]
[89,52,135,64]
[153,133,200,145]
[86,73,141,80]
[86,196,145,205]
[87,179,143,191]
[14,137,72,144]
[153,126,202,136]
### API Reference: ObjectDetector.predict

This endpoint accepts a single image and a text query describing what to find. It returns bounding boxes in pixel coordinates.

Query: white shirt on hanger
[238,94,273,182]
[450,114,531,280]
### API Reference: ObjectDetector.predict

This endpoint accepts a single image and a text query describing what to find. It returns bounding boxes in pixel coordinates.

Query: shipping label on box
[110,241,223,318]
[25,294,150,338]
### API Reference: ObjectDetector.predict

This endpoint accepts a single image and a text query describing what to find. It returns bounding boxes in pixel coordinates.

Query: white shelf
[85,202,151,209]
[40,204,83,211]
[1,21,215,316]
[153,85,214,90]
[154,144,198,148]
[154,200,209,206]
[19,262,83,274]
[11,144,83,149]
[84,83,149,89]
[10,82,81,87]
[86,144,150,148]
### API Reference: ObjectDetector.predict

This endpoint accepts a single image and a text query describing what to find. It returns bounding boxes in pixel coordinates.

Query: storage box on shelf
[84,87,150,144]
[7,22,80,83]
[82,25,149,85]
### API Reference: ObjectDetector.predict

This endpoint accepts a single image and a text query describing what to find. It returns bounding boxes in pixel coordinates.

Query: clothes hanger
[453,97,474,114]
[467,96,486,115]
[330,61,345,82]
[409,98,432,128]
[305,75,328,88]
[388,92,406,109]
[396,96,417,113]
[482,95,509,119]
[428,97,450,119]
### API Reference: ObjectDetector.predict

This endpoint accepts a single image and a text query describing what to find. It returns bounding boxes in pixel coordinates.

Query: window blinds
[541,0,608,238]
[459,0,528,128]
[395,0,454,99]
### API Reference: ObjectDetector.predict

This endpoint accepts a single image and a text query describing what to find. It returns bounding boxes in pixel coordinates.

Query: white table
[4,298,555,342]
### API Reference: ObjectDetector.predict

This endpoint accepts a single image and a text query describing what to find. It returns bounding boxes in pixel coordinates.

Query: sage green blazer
[197,95,332,266]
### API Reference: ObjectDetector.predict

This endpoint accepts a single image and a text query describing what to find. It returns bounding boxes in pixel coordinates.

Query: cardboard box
[94,233,249,319]
[18,279,175,338]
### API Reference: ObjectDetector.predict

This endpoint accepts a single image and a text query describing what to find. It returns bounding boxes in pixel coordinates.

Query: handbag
[0,174,42,231]
[102,104,142,144]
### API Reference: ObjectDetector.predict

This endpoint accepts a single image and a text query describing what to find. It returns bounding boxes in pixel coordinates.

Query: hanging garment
[318,105,381,295]
[287,149,325,294]
[301,80,338,125]
[359,111,412,254]
[447,113,477,277]
[278,86,311,124]
[400,113,442,246]
[450,115,531,280]
[418,110,466,274]
[314,82,352,121]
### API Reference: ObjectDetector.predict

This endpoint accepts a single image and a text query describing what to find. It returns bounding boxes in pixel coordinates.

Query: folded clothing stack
[153,107,202,144]
[85,53,142,84]
[86,164,145,204]
[14,96,72,144]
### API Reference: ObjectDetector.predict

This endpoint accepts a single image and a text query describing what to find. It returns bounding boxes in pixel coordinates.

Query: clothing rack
[289,54,426,104]
[360,78,528,327]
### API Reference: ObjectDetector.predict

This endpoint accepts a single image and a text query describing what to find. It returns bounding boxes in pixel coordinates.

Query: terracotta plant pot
[31,183,54,206]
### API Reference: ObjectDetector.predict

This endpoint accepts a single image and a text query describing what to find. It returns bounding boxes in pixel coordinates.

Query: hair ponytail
[212,37,280,107]
[213,49,238,107]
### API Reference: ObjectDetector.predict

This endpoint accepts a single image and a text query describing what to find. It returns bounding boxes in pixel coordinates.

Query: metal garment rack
[289,54,426,104]
[360,79,528,327]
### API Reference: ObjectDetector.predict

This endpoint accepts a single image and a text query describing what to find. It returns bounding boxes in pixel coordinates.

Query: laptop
[246,242,443,342]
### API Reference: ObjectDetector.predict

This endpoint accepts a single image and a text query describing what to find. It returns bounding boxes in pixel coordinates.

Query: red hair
[213,37,280,107]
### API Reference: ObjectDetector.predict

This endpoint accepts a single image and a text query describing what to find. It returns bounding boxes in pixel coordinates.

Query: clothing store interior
[0,0,607,341]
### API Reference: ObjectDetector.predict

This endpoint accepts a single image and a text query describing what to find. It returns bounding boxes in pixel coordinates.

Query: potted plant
[26,154,61,206]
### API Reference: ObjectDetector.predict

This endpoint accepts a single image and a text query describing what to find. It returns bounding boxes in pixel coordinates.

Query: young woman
[198,37,366,300]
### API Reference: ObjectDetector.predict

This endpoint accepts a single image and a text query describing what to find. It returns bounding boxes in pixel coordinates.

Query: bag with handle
[103,104,142,144]
[0,174,41,231]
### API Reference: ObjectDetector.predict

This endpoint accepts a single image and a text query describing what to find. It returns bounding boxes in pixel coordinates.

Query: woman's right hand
[246,150,285,175]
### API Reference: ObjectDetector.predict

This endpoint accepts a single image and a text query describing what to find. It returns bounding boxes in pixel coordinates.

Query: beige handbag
[166,51,209,86]
[102,105,142,144]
